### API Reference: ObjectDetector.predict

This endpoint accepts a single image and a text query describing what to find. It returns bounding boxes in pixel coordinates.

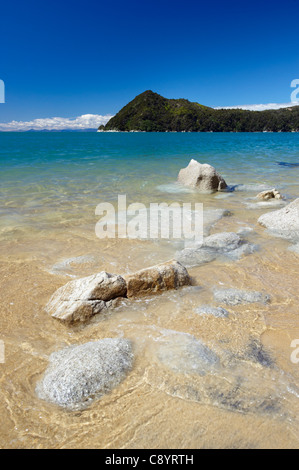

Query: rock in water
[258,198,299,242]
[177,159,227,191]
[213,288,270,306]
[46,271,127,323]
[203,232,241,250]
[124,260,191,298]
[256,188,282,200]
[195,306,229,318]
[155,332,219,375]
[175,231,256,267]
[36,338,133,410]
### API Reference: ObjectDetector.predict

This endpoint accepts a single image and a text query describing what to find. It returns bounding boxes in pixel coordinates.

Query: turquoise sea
[0,132,298,237]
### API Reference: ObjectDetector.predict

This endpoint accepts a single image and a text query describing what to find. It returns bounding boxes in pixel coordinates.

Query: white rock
[177,159,227,192]
[258,198,299,241]
[46,271,127,323]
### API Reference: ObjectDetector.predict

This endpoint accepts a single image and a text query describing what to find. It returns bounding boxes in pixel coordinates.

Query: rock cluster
[46,260,191,323]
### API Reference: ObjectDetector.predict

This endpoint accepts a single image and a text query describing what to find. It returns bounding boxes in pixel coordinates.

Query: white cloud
[0,114,113,131]
[214,102,299,111]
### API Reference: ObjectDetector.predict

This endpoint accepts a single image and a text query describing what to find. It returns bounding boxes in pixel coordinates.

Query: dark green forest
[99,90,299,132]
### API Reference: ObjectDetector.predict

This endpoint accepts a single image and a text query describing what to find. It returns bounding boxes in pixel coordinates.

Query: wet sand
[1,192,299,449]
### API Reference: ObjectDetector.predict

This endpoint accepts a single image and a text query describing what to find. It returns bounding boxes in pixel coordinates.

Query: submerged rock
[177,159,227,192]
[244,338,274,368]
[245,199,286,210]
[203,208,231,236]
[36,338,133,410]
[213,288,270,306]
[175,232,256,268]
[156,332,219,375]
[195,306,229,318]
[46,271,127,323]
[237,227,254,236]
[233,183,271,192]
[203,232,241,250]
[258,198,299,242]
[256,188,282,200]
[124,260,191,298]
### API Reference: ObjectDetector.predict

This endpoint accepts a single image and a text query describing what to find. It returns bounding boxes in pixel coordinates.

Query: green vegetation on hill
[99,90,299,132]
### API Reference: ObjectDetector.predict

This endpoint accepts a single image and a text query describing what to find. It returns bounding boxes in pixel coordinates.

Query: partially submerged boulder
[46,271,127,323]
[36,338,133,410]
[177,159,227,192]
[124,260,191,298]
[258,198,299,241]
[175,232,256,268]
[256,188,282,200]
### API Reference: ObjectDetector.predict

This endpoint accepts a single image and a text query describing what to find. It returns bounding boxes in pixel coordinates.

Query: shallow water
[0,132,299,449]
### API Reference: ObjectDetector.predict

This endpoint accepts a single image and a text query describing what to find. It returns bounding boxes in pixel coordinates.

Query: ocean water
[0,132,299,449]
[0,131,298,237]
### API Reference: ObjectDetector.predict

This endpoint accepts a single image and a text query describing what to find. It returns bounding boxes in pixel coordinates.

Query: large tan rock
[177,159,227,191]
[124,260,191,298]
[46,272,127,323]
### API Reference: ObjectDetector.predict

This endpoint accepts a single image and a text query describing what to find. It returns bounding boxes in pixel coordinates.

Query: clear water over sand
[0,132,299,448]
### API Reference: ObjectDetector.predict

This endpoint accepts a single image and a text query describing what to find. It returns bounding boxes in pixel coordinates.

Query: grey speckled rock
[175,232,256,268]
[195,306,229,318]
[124,260,191,298]
[203,232,241,250]
[46,271,127,323]
[156,331,219,375]
[36,338,133,410]
[177,159,227,192]
[213,288,270,306]
[258,198,299,242]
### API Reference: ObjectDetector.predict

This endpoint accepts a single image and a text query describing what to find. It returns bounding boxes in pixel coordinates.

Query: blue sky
[0,0,299,126]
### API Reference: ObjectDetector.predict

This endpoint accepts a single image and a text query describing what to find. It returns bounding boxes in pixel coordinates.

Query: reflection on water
[0,133,299,448]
